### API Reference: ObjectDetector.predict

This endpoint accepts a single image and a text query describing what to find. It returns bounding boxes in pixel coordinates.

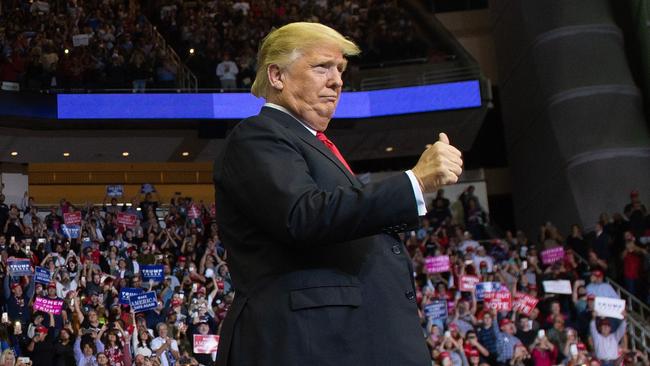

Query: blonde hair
[251,22,360,98]
[0,349,15,365]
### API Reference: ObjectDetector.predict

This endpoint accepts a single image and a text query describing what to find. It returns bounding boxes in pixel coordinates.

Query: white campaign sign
[542,280,572,294]
[594,297,626,319]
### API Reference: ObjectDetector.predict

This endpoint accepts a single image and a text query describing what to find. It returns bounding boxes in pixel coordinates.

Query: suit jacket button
[405,291,415,300]
[391,244,401,255]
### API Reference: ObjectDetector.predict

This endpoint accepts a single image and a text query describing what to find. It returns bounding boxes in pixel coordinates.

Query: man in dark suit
[214,22,463,365]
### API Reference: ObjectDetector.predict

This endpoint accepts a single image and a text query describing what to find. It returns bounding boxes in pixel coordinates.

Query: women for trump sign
[425,255,450,273]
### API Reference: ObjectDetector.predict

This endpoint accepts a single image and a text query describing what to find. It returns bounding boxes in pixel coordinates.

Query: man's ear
[267,64,284,91]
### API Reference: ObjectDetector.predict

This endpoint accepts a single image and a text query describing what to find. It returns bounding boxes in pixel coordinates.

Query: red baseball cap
[439,352,451,360]
[467,349,479,357]
[577,342,587,351]
[587,294,596,301]
[10,282,21,290]
[178,256,186,262]
[499,318,511,327]
[197,287,206,294]
[448,323,458,331]
[171,298,182,307]
[592,270,604,278]
[47,282,57,289]
[35,325,48,334]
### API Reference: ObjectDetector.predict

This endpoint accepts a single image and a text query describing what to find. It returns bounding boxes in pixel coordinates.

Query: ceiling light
[189,48,195,55]
[181,152,190,157]
[385,147,394,152]
[122,152,130,157]
[10,151,17,156]
[63,152,70,157]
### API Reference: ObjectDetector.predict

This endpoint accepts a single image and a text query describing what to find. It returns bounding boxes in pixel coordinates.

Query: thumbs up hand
[411,133,463,193]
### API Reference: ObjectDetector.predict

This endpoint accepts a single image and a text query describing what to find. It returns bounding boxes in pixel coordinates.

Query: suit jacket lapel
[260,107,361,187]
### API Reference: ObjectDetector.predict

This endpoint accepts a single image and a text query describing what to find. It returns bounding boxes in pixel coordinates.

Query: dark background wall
[489,0,650,235]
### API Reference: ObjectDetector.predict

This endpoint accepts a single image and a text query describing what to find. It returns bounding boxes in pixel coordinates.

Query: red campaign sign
[188,204,201,219]
[425,255,450,273]
[541,247,565,265]
[193,334,219,354]
[117,212,137,227]
[484,288,512,311]
[512,292,539,316]
[459,275,481,291]
[63,212,82,225]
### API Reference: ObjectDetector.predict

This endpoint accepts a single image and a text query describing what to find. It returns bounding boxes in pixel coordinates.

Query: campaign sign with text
[7,258,32,276]
[424,300,448,321]
[193,334,219,354]
[141,265,164,282]
[34,266,51,285]
[541,247,565,265]
[140,183,155,194]
[106,185,124,197]
[542,280,572,294]
[425,255,450,273]
[475,282,501,301]
[63,212,82,225]
[119,287,144,305]
[512,292,539,315]
[188,204,201,219]
[594,297,626,319]
[62,224,80,239]
[34,297,64,314]
[484,288,512,311]
[129,291,158,313]
[459,275,481,291]
[117,212,138,227]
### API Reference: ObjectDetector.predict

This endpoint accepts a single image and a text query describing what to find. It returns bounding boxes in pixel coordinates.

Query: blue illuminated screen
[57,80,481,119]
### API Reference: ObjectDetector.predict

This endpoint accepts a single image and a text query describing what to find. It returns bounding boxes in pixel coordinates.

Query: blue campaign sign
[424,300,448,321]
[107,185,124,197]
[476,282,502,301]
[7,258,33,276]
[141,265,164,282]
[119,287,144,305]
[62,224,81,239]
[129,291,158,313]
[34,266,51,284]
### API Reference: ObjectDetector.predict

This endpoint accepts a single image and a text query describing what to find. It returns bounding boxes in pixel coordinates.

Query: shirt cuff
[405,170,427,216]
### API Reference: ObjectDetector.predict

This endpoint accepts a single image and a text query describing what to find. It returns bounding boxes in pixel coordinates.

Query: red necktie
[316,131,354,174]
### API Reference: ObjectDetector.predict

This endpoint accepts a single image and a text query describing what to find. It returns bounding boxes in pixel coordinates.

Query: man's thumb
[438,132,450,144]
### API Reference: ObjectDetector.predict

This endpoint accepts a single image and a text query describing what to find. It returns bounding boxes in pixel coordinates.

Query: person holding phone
[530,330,558,366]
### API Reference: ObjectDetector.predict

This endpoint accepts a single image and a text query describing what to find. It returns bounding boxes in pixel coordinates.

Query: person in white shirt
[472,246,494,272]
[151,322,180,366]
[590,316,626,366]
[216,53,239,90]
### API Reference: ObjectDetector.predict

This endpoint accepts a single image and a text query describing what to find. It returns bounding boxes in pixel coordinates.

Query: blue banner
[119,287,144,305]
[424,300,448,321]
[7,258,33,276]
[34,266,51,284]
[106,185,124,197]
[476,282,502,301]
[62,224,81,239]
[140,265,164,282]
[129,291,158,313]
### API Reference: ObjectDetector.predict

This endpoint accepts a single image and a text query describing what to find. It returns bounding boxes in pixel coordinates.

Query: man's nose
[328,69,343,88]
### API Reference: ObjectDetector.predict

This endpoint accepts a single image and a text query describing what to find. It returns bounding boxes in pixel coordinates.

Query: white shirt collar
[264,102,317,136]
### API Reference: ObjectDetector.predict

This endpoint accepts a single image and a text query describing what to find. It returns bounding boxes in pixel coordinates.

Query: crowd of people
[0,0,450,92]
[153,0,437,89]
[0,185,646,366]
[0,0,177,92]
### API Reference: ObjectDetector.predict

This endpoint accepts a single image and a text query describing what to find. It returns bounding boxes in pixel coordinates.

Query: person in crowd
[590,315,627,366]
[585,270,619,299]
